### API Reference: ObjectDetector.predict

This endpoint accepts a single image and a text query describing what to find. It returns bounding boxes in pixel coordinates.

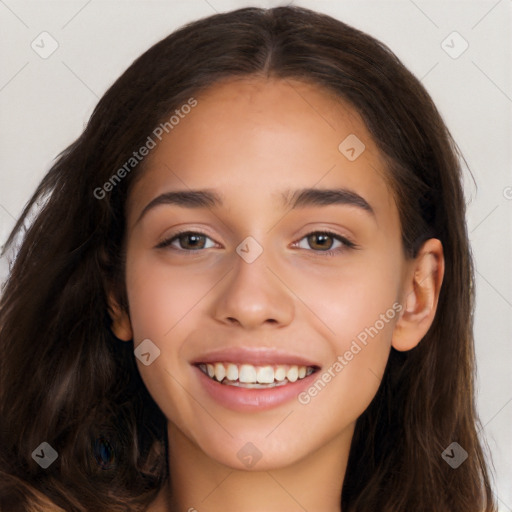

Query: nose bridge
[212,245,295,329]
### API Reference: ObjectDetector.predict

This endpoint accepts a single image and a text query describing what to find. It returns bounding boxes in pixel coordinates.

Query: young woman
[0,6,496,512]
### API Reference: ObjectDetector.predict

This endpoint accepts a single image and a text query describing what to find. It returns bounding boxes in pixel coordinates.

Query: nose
[212,252,295,330]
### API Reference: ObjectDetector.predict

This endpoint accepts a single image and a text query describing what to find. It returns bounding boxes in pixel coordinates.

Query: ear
[392,238,444,352]
[107,293,133,342]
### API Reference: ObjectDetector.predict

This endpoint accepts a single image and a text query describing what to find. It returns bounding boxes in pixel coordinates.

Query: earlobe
[107,294,133,342]
[392,238,444,352]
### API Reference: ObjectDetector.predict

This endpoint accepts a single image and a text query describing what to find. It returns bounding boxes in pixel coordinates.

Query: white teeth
[274,366,286,381]
[256,366,274,384]
[287,366,299,383]
[239,364,257,383]
[200,362,314,386]
[226,363,238,381]
[214,362,226,382]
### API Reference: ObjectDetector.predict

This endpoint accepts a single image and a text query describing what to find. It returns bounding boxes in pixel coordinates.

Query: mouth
[196,362,317,389]
[191,347,322,411]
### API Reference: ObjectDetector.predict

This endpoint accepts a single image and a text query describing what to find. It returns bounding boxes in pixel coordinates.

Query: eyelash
[155,229,357,256]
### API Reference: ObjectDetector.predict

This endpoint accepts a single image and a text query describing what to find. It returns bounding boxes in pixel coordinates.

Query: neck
[157,422,353,512]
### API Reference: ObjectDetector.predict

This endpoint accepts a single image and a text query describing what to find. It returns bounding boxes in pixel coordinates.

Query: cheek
[123,250,230,426]
[293,253,402,414]
[291,250,403,345]
[124,250,216,340]
[297,292,398,432]
[123,251,212,433]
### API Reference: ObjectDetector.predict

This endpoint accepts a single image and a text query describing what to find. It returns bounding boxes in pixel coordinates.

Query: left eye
[295,231,354,253]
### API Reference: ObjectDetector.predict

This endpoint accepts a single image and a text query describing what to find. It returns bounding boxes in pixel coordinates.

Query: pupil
[182,233,203,249]
[310,233,332,250]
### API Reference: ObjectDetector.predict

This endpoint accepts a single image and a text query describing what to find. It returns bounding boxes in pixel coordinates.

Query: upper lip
[191,347,320,368]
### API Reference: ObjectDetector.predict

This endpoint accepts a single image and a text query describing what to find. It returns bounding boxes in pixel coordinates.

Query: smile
[197,362,316,388]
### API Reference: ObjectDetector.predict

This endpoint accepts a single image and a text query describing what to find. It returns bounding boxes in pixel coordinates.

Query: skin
[110,77,444,512]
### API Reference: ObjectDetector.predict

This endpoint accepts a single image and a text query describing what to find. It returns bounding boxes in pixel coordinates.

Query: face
[117,77,412,470]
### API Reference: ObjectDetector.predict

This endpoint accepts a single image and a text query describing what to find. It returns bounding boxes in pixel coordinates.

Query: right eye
[156,230,218,251]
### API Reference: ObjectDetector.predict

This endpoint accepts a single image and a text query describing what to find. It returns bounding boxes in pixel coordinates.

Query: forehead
[126,77,395,225]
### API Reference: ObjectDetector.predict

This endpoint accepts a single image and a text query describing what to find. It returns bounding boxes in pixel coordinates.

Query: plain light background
[0,0,511,507]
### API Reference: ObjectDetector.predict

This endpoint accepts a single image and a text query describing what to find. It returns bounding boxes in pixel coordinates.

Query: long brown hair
[0,6,496,511]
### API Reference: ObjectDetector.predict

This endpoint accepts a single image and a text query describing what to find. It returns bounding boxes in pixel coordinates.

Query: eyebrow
[135,186,374,224]
[282,187,374,215]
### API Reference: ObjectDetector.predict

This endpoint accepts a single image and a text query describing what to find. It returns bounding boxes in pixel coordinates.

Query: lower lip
[194,366,319,412]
